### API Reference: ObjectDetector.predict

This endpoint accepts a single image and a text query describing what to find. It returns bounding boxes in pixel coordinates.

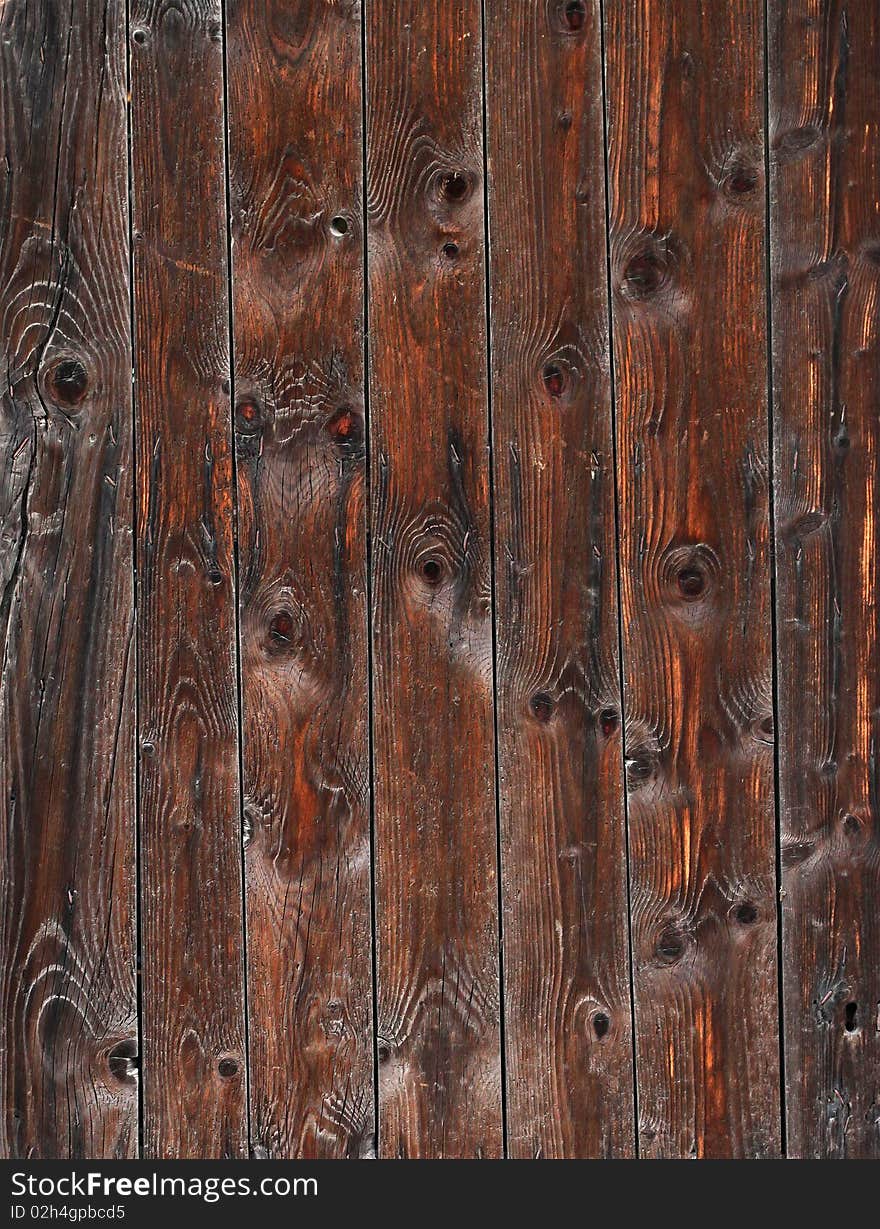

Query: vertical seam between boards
[598,0,641,1158]
[360,0,382,1160]
[123,0,145,1161]
[762,0,788,1157]
[218,0,253,1158]
[479,0,510,1158]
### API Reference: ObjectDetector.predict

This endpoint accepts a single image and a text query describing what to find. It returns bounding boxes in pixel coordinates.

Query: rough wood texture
[6,0,880,1163]
[485,0,635,1159]
[770,0,880,1158]
[603,0,781,1156]
[0,0,138,1158]
[365,0,503,1158]
[226,0,374,1158]
[129,0,247,1157]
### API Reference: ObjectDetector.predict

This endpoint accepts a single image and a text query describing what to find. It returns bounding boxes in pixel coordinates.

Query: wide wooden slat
[365,0,503,1157]
[225,0,374,1158]
[485,0,635,1158]
[603,0,781,1156]
[770,0,880,1158]
[0,0,138,1158]
[129,0,247,1157]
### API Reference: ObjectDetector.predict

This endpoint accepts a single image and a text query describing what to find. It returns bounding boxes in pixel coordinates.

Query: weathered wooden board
[365,0,503,1157]
[769,0,880,1158]
[485,0,635,1158]
[0,0,138,1158]
[225,0,374,1158]
[129,0,247,1157]
[603,0,781,1156]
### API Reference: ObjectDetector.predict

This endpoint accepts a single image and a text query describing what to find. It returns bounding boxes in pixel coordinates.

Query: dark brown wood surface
[365,0,503,1158]
[485,0,635,1159]
[0,0,138,1158]
[769,0,880,1158]
[3,0,880,1163]
[129,0,247,1157]
[225,0,374,1158]
[603,0,781,1157]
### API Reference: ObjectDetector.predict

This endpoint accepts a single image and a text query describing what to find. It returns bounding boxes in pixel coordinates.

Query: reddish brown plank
[0,0,138,1158]
[485,0,635,1158]
[129,0,247,1157]
[365,0,503,1157]
[603,0,781,1156]
[225,0,374,1158]
[770,0,880,1158]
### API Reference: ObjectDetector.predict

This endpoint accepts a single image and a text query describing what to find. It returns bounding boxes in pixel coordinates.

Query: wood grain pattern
[225,0,374,1158]
[0,0,138,1158]
[365,0,503,1158]
[485,0,635,1158]
[129,0,247,1157]
[603,0,781,1156]
[770,0,880,1158]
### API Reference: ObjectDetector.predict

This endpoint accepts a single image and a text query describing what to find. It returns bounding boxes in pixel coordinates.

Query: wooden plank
[129,1,247,1157]
[0,0,138,1158]
[484,0,635,1158]
[225,0,374,1158]
[365,0,503,1157]
[603,0,781,1156]
[769,0,880,1158]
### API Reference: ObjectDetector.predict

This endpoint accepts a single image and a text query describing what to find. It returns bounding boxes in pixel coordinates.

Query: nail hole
[107,1040,138,1082]
[843,813,861,834]
[421,558,443,585]
[622,247,666,298]
[725,162,759,197]
[326,405,362,445]
[599,708,619,737]
[844,1002,859,1032]
[530,692,554,723]
[208,568,223,586]
[592,1011,610,1039]
[235,399,261,432]
[442,242,459,260]
[626,750,655,790]
[269,611,294,643]
[329,215,349,237]
[656,927,685,964]
[734,902,758,925]
[440,171,469,202]
[218,1058,238,1078]
[563,0,586,31]
[677,566,706,599]
[542,363,565,398]
[132,27,148,45]
[50,358,89,406]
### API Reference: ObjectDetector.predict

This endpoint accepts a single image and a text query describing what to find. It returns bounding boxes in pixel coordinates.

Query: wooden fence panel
[603,0,781,1157]
[0,0,138,1159]
[130,0,247,1157]
[225,0,374,1158]
[485,0,636,1158]
[769,0,880,1158]
[365,0,504,1158]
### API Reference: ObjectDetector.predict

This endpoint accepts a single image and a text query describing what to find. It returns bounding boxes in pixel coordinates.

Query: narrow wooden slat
[129,1,247,1157]
[225,0,374,1158]
[603,0,781,1156]
[484,0,635,1158]
[365,0,503,1157]
[0,0,138,1158]
[770,0,880,1158]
